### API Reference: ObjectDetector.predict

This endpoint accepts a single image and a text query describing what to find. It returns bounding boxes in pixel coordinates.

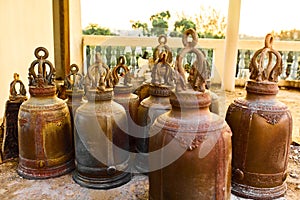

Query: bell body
[113,85,139,152]
[2,100,24,161]
[18,86,74,179]
[149,90,232,200]
[66,90,85,116]
[73,90,131,189]
[225,81,292,199]
[135,84,171,173]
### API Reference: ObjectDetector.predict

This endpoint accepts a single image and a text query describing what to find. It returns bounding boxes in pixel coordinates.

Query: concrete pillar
[222,0,241,91]
[53,0,70,80]
[52,0,82,79]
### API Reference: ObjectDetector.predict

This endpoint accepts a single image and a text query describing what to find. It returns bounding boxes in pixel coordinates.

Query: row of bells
[12,31,292,199]
[15,77,292,199]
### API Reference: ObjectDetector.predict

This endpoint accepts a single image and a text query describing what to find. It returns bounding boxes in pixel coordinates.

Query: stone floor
[1,86,300,199]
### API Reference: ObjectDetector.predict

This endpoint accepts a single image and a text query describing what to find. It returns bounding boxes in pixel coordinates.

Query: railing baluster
[287,52,298,80]
[110,48,117,68]
[90,46,96,66]
[101,47,107,65]
[237,50,246,78]
[280,51,288,80]
[124,46,132,66]
[130,48,137,71]
[82,35,300,89]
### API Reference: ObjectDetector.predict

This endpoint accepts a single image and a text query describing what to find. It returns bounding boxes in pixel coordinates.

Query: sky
[81,0,300,37]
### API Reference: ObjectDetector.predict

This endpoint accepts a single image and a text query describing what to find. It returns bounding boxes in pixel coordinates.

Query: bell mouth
[86,88,113,101]
[29,85,56,97]
[246,80,279,95]
[170,89,211,109]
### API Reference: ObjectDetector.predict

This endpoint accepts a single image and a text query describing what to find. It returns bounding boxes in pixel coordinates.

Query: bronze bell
[225,34,292,199]
[149,28,232,199]
[73,52,131,189]
[64,64,85,133]
[1,73,27,162]
[135,35,175,173]
[18,47,74,179]
[112,56,140,153]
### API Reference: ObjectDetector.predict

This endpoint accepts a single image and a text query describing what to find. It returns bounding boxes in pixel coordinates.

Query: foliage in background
[132,11,171,37]
[195,6,226,39]
[131,7,226,39]
[272,29,300,41]
[169,16,196,37]
[131,21,150,36]
[150,11,171,36]
[82,23,115,35]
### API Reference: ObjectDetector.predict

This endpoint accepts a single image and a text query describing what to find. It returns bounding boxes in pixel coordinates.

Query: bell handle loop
[65,64,83,90]
[176,29,208,92]
[118,55,126,65]
[28,47,55,86]
[34,47,49,60]
[264,33,273,49]
[112,57,130,86]
[249,34,282,82]
[182,28,198,48]
[158,35,167,45]
[70,63,79,74]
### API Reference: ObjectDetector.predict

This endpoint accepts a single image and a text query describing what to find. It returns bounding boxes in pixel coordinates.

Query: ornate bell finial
[249,33,282,82]
[175,28,210,92]
[9,73,27,101]
[151,35,175,87]
[112,56,131,86]
[86,52,113,93]
[64,64,84,92]
[28,47,56,87]
[153,35,173,64]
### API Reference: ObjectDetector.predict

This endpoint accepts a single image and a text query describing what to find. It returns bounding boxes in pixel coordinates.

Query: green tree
[170,17,196,37]
[131,11,171,37]
[131,21,150,36]
[150,11,171,36]
[82,23,114,35]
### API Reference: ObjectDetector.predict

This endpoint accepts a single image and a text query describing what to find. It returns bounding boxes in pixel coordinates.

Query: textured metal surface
[112,56,140,152]
[1,73,27,162]
[225,34,292,199]
[73,52,131,189]
[149,29,232,199]
[135,35,174,173]
[17,47,74,179]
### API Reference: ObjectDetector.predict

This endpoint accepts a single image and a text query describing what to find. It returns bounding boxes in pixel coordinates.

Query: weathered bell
[1,73,27,162]
[149,28,232,199]
[64,63,85,133]
[135,35,175,173]
[17,47,74,179]
[225,34,292,199]
[112,56,139,152]
[73,52,131,189]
